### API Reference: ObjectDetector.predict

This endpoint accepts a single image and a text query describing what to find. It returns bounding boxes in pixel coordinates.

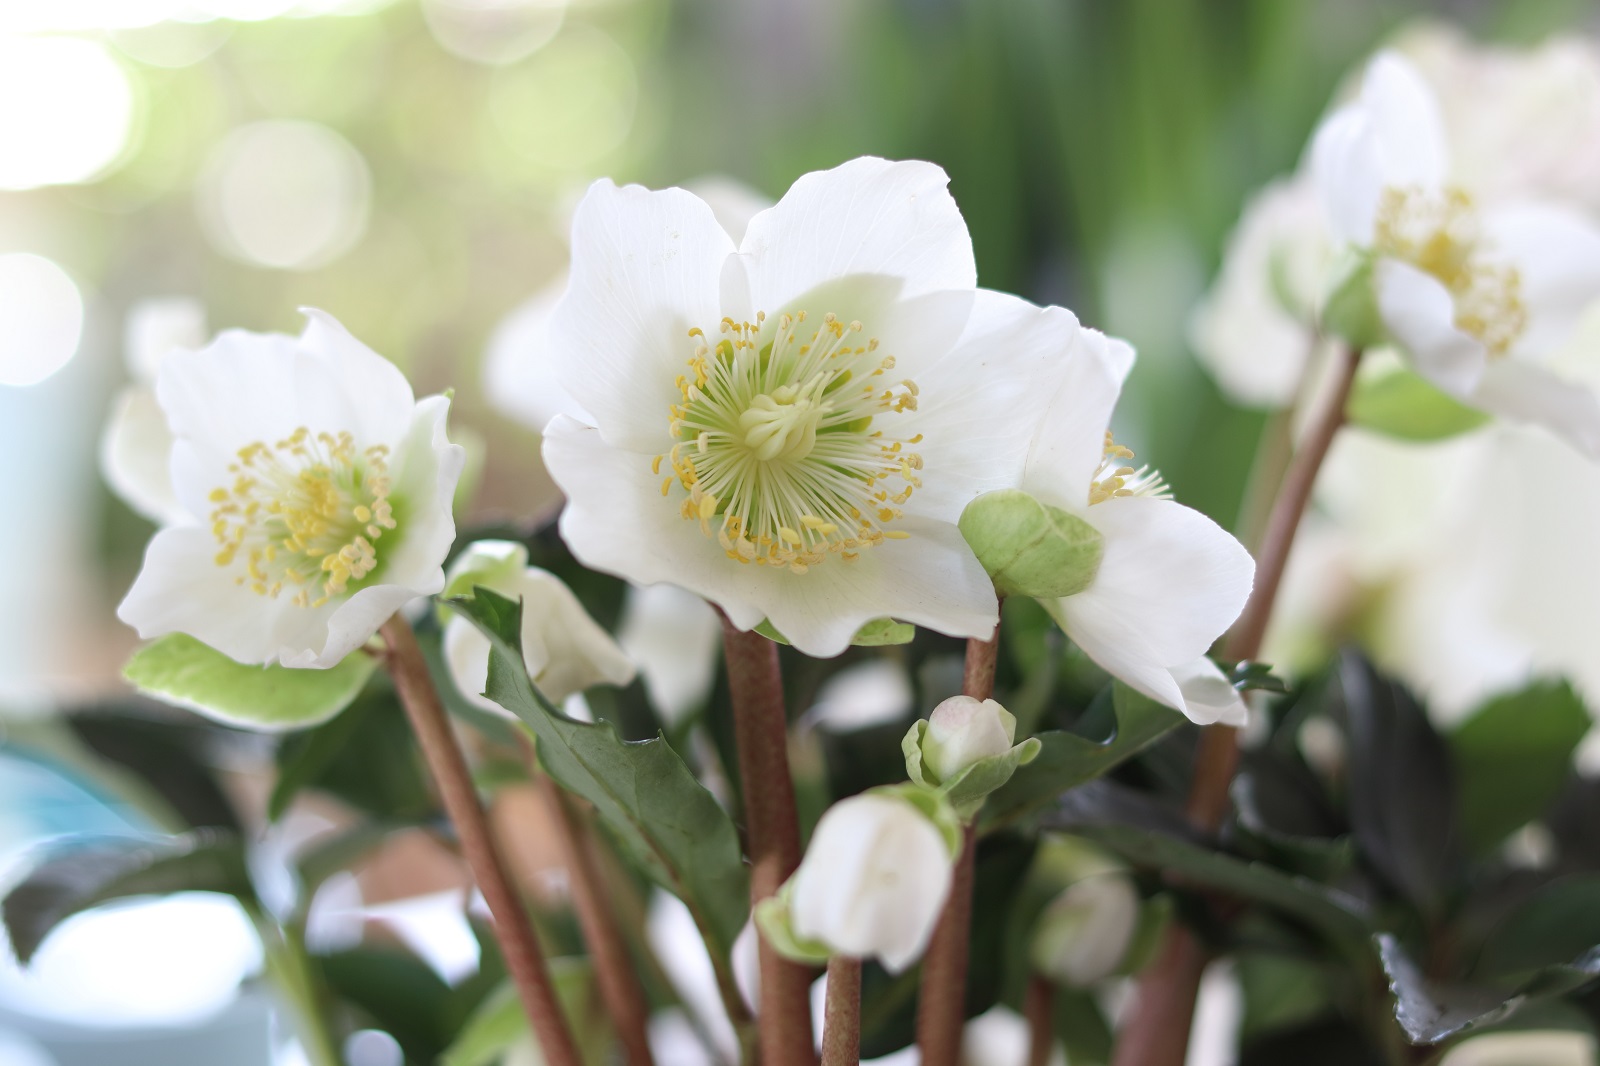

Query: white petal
[682,176,772,245]
[288,582,423,669]
[898,289,1081,518]
[1375,258,1489,395]
[1169,657,1249,727]
[483,274,591,433]
[1312,106,1388,245]
[1483,202,1600,359]
[1021,327,1134,510]
[296,308,417,447]
[125,296,207,383]
[514,567,636,704]
[542,416,997,658]
[617,583,722,727]
[101,385,187,525]
[547,179,735,453]
[737,157,977,316]
[443,614,496,713]
[1055,496,1254,722]
[1470,359,1600,458]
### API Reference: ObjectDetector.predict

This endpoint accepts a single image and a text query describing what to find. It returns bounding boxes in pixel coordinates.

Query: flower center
[1374,185,1528,358]
[208,427,396,607]
[660,311,922,575]
[1089,433,1170,505]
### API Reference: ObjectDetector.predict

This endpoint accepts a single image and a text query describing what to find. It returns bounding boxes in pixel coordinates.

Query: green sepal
[1320,249,1385,351]
[1347,368,1491,442]
[123,633,375,731]
[755,616,915,646]
[438,540,528,624]
[754,881,833,967]
[902,719,1042,821]
[958,490,1103,600]
[868,782,965,856]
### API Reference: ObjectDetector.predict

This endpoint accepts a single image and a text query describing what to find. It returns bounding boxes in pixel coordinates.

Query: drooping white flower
[1020,329,1255,725]
[1312,51,1600,455]
[616,582,722,728]
[486,176,773,434]
[788,790,956,973]
[538,157,1082,656]
[1438,1031,1597,1066]
[117,310,465,668]
[1029,873,1141,987]
[101,296,209,524]
[921,695,1017,782]
[442,539,635,711]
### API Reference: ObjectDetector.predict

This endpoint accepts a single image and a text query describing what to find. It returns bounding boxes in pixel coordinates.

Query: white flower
[1312,50,1600,455]
[1029,873,1140,987]
[921,694,1016,782]
[1020,329,1255,725]
[117,310,465,668]
[486,176,772,434]
[616,582,723,727]
[538,156,1082,656]
[1439,1031,1597,1066]
[442,539,635,711]
[789,791,955,973]
[101,296,209,524]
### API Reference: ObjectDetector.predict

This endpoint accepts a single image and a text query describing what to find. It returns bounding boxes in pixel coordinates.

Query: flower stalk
[915,626,1000,1066]
[718,612,814,1066]
[1112,343,1363,1066]
[379,615,583,1066]
[1024,973,1056,1066]
[255,915,341,1066]
[821,956,863,1066]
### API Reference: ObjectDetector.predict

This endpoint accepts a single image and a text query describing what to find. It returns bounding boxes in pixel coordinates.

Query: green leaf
[441,961,599,1066]
[124,633,376,731]
[981,683,1182,831]
[755,616,915,646]
[1347,369,1491,442]
[3,830,254,964]
[1451,681,1590,853]
[449,589,751,965]
[958,489,1104,599]
[1474,875,1600,982]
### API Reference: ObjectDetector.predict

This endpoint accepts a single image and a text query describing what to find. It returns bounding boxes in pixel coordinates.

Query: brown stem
[718,613,815,1066]
[378,615,583,1066]
[916,627,1000,1066]
[539,774,656,1066]
[1024,973,1056,1066]
[1111,344,1363,1066]
[821,956,862,1066]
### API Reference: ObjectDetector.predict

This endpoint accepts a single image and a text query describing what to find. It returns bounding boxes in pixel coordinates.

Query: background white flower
[539,156,1084,656]
[118,310,464,669]
[1021,327,1255,725]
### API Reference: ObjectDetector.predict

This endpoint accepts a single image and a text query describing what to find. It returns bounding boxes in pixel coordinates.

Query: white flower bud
[1029,874,1140,987]
[444,541,635,712]
[922,695,1016,782]
[789,792,955,973]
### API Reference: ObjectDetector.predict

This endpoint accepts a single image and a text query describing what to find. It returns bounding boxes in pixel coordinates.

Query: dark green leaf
[271,682,436,822]
[1474,875,1600,982]
[1451,681,1589,853]
[449,590,750,964]
[67,707,241,831]
[3,830,253,964]
[982,683,1182,832]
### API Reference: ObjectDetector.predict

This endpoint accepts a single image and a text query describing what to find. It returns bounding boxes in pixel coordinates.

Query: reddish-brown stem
[821,956,863,1066]
[1024,973,1056,1066]
[1112,344,1362,1066]
[916,627,1000,1066]
[538,774,656,1066]
[718,613,815,1066]
[378,616,582,1066]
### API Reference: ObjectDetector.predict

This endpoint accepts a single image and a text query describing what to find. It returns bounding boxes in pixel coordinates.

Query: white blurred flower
[101,297,208,524]
[789,791,955,973]
[539,157,1082,656]
[117,311,465,669]
[1028,872,1140,987]
[442,539,634,712]
[616,582,721,727]
[1020,329,1254,725]
[802,657,914,734]
[1312,52,1600,455]
[1440,1031,1597,1066]
[921,695,1016,782]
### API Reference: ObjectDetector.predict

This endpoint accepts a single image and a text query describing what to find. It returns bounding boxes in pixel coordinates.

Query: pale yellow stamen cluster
[209,427,396,607]
[658,310,921,575]
[1374,185,1528,358]
[1089,432,1170,505]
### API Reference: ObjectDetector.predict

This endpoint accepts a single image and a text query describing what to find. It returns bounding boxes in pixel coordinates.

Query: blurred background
[3,0,1600,1063]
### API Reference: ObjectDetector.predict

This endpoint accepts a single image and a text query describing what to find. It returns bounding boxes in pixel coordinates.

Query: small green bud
[958,489,1103,600]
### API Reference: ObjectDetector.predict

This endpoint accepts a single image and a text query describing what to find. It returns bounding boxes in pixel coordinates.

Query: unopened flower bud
[1029,873,1140,987]
[923,695,1016,782]
[958,488,1104,599]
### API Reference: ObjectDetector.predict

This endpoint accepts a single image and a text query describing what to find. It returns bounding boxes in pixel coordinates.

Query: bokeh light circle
[0,254,85,388]
[0,36,135,190]
[422,0,568,66]
[198,120,372,271]
[488,25,637,169]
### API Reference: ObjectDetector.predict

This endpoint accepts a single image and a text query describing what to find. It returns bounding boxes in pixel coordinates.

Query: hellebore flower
[537,156,1081,656]
[118,310,464,668]
[920,694,1017,782]
[1313,51,1600,455]
[1029,873,1142,987]
[442,539,635,711]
